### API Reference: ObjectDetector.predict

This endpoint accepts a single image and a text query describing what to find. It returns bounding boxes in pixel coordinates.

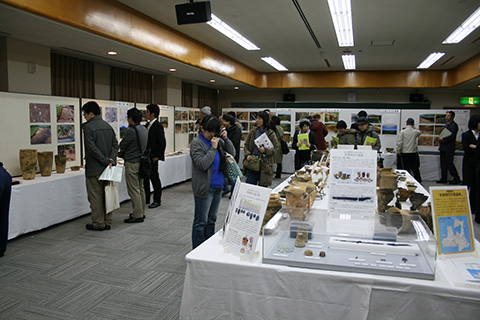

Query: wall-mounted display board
[174,106,199,151]
[400,109,469,152]
[136,103,175,153]
[0,92,81,177]
[223,107,402,152]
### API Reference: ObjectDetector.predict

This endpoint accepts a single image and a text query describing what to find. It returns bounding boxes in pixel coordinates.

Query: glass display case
[262,208,437,280]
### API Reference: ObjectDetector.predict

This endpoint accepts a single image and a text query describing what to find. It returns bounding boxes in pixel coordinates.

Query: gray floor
[1,177,479,320]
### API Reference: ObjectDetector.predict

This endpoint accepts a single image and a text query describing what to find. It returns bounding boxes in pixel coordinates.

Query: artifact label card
[328,149,377,217]
[430,186,475,255]
[223,182,271,261]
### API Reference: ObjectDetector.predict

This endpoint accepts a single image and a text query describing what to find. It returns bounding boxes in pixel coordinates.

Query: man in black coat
[0,162,12,257]
[437,111,461,184]
[144,104,166,208]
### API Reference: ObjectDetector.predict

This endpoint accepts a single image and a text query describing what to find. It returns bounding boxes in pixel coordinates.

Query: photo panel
[56,104,75,123]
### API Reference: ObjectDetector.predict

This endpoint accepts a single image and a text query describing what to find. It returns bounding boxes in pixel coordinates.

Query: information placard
[223,182,271,260]
[430,186,475,255]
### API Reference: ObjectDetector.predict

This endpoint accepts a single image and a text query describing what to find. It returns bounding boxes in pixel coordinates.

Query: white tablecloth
[180,232,480,320]
[8,153,192,239]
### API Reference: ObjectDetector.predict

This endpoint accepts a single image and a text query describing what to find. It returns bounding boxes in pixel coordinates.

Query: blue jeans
[246,169,261,185]
[192,187,222,249]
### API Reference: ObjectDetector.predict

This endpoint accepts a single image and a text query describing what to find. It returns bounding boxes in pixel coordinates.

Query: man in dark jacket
[82,101,118,231]
[144,104,166,209]
[221,113,241,197]
[437,111,461,184]
[0,162,12,257]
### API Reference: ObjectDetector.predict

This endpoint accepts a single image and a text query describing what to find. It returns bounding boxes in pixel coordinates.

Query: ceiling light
[443,6,480,44]
[234,86,239,90]
[342,54,356,70]
[327,0,354,47]
[169,68,176,72]
[209,79,216,83]
[261,57,288,71]
[417,52,445,69]
[107,51,118,55]
[207,14,260,50]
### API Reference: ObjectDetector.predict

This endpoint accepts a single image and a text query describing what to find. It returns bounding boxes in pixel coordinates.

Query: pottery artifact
[19,149,37,180]
[38,151,53,176]
[55,154,67,173]
[304,250,313,256]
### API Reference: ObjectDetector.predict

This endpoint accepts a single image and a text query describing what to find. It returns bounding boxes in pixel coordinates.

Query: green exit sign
[460,97,480,104]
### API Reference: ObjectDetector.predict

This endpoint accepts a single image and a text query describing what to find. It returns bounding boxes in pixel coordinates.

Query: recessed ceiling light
[443,6,480,44]
[207,14,260,50]
[169,68,176,72]
[234,86,239,90]
[417,52,445,69]
[107,51,118,55]
[327,0,354,47]
[261,57,288,71]
[210,79,216,83]
[342,54,356,70]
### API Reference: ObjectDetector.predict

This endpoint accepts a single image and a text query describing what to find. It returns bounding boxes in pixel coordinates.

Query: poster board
[136,103,175,153]
[0,92,81,177]
[174,106,199,151]
[401,109,469,151]
[430,186,475,255]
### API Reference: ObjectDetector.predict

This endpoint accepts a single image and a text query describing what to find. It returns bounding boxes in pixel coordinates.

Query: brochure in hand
[298,133,310,150]
[254,132,273,149]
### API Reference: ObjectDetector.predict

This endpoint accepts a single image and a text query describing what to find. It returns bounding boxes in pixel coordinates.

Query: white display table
[8,153,192,239]
[180,170,480,320]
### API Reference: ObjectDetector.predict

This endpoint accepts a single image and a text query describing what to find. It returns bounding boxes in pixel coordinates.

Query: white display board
[0,92,81,177]
[174,106,199,151]
[401,109,469,151]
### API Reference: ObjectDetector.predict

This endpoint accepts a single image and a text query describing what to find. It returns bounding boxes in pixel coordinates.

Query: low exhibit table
[180,171,480,320]
[8,153,192,239]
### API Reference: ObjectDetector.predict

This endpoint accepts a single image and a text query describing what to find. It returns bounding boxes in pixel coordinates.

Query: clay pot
[377,188,395,213]
[378,167,398,189]
[55,154,66,173]
[398,188,410,202]
[19,149,37,180]
[37,151,53,176]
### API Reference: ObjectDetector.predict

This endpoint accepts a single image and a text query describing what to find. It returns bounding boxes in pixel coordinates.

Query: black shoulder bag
[133,126,152,179]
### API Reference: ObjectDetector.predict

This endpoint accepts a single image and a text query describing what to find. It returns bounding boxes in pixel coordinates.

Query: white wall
[6,38,50,94]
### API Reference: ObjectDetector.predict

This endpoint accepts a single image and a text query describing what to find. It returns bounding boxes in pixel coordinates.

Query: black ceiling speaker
[176,1,212,25]
[283,93,296,102]
[410,93,424,102]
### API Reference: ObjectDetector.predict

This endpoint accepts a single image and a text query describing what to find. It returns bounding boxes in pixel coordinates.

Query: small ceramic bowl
[407,184,417,192]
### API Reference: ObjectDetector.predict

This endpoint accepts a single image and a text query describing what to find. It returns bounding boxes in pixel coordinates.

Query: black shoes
[85,223,110,231]
[148,202,160,209]
[449,179,462,185]
[436,180,447,184]
[124,217,144,223]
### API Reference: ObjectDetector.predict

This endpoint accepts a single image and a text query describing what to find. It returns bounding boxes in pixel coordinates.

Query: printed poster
[430,186,474,255]
[223,182,271,261]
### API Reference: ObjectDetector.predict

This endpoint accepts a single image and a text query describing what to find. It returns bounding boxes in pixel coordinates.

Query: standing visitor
[355,117,381,151]
[462,115,480,217]
[351,110,368,132]
[271,116,284,178]
[244,111,279,187]
[144,104,166,209]
[221,113,242,197]
[310,113,328,150]
[190,115,235,249]
[0,162,12,257]
[292,118,317,170]
[437,111,461,184]
[336,120,356,146]
[397,118,422,182]
[119,108,148,223]
[82,101,118,231]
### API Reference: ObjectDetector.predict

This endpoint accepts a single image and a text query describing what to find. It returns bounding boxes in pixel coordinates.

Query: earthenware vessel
[37,151,53,176]
[54,154,66,173]
[19,149,37,180]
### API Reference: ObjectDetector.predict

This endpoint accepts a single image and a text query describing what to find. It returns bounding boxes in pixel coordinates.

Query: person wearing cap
[397,118,422,182]
[292,118,317,170]
[351,110,368,132]
[310,113,328,150]
[200,106,211,121]
[336,120,356,145]
[355,117,381,151]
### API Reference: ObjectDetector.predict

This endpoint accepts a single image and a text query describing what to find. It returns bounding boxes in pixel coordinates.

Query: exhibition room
[1,0,480,319]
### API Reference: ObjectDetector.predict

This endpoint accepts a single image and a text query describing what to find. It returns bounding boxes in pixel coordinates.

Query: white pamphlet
[452,257,480,282]
[223,182,271,261]
[99,165,124,183]
[439,127,452,139]
[254,132,273,149]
